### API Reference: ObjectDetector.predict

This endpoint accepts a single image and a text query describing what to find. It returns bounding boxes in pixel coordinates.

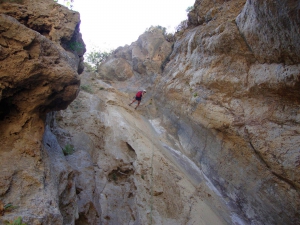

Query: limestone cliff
[1,0,300,225]
[0,0,85,224]
[88,0,300,224]
[43,72,232,224]
[158,0,300,223]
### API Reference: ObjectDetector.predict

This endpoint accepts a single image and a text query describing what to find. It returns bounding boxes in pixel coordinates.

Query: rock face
[92,0,300,224]
[236,0,300,64]
[0,0,85,224]
[97,28,173,84]
[42,73,232,224]
[156,0,300,224]
[1,0,300,224]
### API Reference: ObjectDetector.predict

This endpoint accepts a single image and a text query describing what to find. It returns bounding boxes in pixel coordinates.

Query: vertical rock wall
[1,0,299,224]
[0,0,85,224]
[44,72,231,225]
[96,0,300,223]
[153,0,300,224]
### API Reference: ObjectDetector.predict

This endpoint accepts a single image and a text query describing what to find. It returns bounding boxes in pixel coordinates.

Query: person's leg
[135,100,141,109]
[129,99,136,106]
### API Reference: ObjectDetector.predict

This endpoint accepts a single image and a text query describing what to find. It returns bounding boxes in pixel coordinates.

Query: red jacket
[136,91,143,98]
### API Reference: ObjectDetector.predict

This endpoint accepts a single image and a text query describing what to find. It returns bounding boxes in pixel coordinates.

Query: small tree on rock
[85,49,112,72]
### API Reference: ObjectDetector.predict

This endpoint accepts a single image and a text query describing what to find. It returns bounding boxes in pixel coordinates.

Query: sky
[57,0,195,53]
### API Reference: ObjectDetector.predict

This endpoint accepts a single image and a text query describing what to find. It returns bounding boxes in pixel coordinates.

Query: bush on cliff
[85,49,113,72]
[62,144,75,156]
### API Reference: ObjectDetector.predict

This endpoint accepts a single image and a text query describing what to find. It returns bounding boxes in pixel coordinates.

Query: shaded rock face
[154,0,300,224]
[236,0,300,64]
[92,0,300,224]
[0,0,85,224]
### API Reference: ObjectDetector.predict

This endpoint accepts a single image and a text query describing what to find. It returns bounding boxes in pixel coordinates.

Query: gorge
[0,0,299,224]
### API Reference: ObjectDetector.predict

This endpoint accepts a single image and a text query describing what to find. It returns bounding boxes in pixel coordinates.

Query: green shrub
[81,84,93,93]
[68,41,84,52]
[0,202,18,216]
[63,144,75,156]
[193,93,198,97]
[85,49,113,71]
[4,203,17,212]
[4,217,26,225]
[112,173,117,181]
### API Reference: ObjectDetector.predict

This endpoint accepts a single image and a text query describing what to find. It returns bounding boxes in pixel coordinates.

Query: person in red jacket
[129,90,146,109]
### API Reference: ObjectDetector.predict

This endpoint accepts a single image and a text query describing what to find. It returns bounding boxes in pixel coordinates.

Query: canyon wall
[155,0,300,223]
[41,72,232,224]
[0,0,299,224]
[96,0,300,224]
[0,0,85,224]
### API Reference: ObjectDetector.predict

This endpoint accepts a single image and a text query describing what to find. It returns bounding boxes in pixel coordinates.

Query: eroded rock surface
[44,71,233,225]
[1,0,299,224]
[0,0,85,224]
[92,0,300,224]
[236,0,300,64]
[97,28,173,84]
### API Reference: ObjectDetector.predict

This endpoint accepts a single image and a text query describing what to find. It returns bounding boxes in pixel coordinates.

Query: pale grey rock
[236,0,300,64]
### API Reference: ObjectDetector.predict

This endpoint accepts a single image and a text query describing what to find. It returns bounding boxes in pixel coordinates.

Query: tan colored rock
[44,71,232,225]
[151,0,300,224]
[132,28,173,75]
[98,27,173,89]
[97,58,134,81]
[0,0,85,224]
[1,0,299,224]
[1,0,80,44]
[0,0,86,74]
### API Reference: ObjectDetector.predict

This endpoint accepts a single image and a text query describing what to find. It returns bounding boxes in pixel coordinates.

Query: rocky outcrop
[0,0,85,224]
[97,28,173,84]
[97,57,134,81]
[95,0,300,224]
